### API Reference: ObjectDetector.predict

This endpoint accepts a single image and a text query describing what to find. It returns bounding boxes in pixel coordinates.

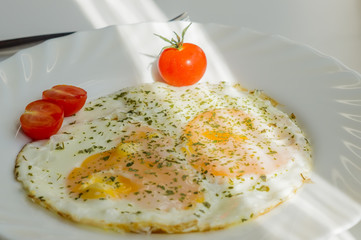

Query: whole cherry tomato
[20,100,64,140]
[156,24,207,87]
[158,43,207,87]
[42,85,87,117]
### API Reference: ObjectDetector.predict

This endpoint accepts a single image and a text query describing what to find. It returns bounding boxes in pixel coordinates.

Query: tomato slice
[20,100,64,140]
[42,85,87,117]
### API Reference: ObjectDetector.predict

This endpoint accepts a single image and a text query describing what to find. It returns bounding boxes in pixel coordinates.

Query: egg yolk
[183,108,293,178]
[67,124,203,210]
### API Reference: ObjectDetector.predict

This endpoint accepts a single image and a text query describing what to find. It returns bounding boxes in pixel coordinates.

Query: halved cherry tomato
[155,23,207,87]
[158,43,207,87]
[20,100,64,140]
[42,85,87,117]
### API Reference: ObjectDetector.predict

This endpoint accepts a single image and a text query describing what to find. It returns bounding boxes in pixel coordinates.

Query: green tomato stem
[154,23,192,51]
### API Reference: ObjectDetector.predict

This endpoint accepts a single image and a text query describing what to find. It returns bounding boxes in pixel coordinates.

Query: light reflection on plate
[0,22,361,240]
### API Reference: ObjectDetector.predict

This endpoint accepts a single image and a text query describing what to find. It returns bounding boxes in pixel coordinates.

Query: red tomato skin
[157,43,207,87]
[20,100,64,140]
[42,85,87,117]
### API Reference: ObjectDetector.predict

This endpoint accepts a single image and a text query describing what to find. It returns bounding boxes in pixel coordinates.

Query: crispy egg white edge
[15,82,312,232]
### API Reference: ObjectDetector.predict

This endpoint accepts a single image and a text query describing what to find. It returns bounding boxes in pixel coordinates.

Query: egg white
[15,82,312,233]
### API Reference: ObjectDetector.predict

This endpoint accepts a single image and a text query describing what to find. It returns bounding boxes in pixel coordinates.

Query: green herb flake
[202,201,211,208]
[165,190,175,196]
[256,185,270,192]
[126,161,134,167]
[55,142,65,150]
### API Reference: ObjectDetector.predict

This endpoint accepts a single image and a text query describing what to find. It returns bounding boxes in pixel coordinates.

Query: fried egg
[15,82,312,233]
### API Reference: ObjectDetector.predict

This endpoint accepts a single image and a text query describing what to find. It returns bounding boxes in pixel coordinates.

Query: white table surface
[1,0,360,239]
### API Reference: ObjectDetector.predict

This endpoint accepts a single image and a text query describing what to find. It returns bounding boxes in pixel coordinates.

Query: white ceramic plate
[1,22,361,240]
